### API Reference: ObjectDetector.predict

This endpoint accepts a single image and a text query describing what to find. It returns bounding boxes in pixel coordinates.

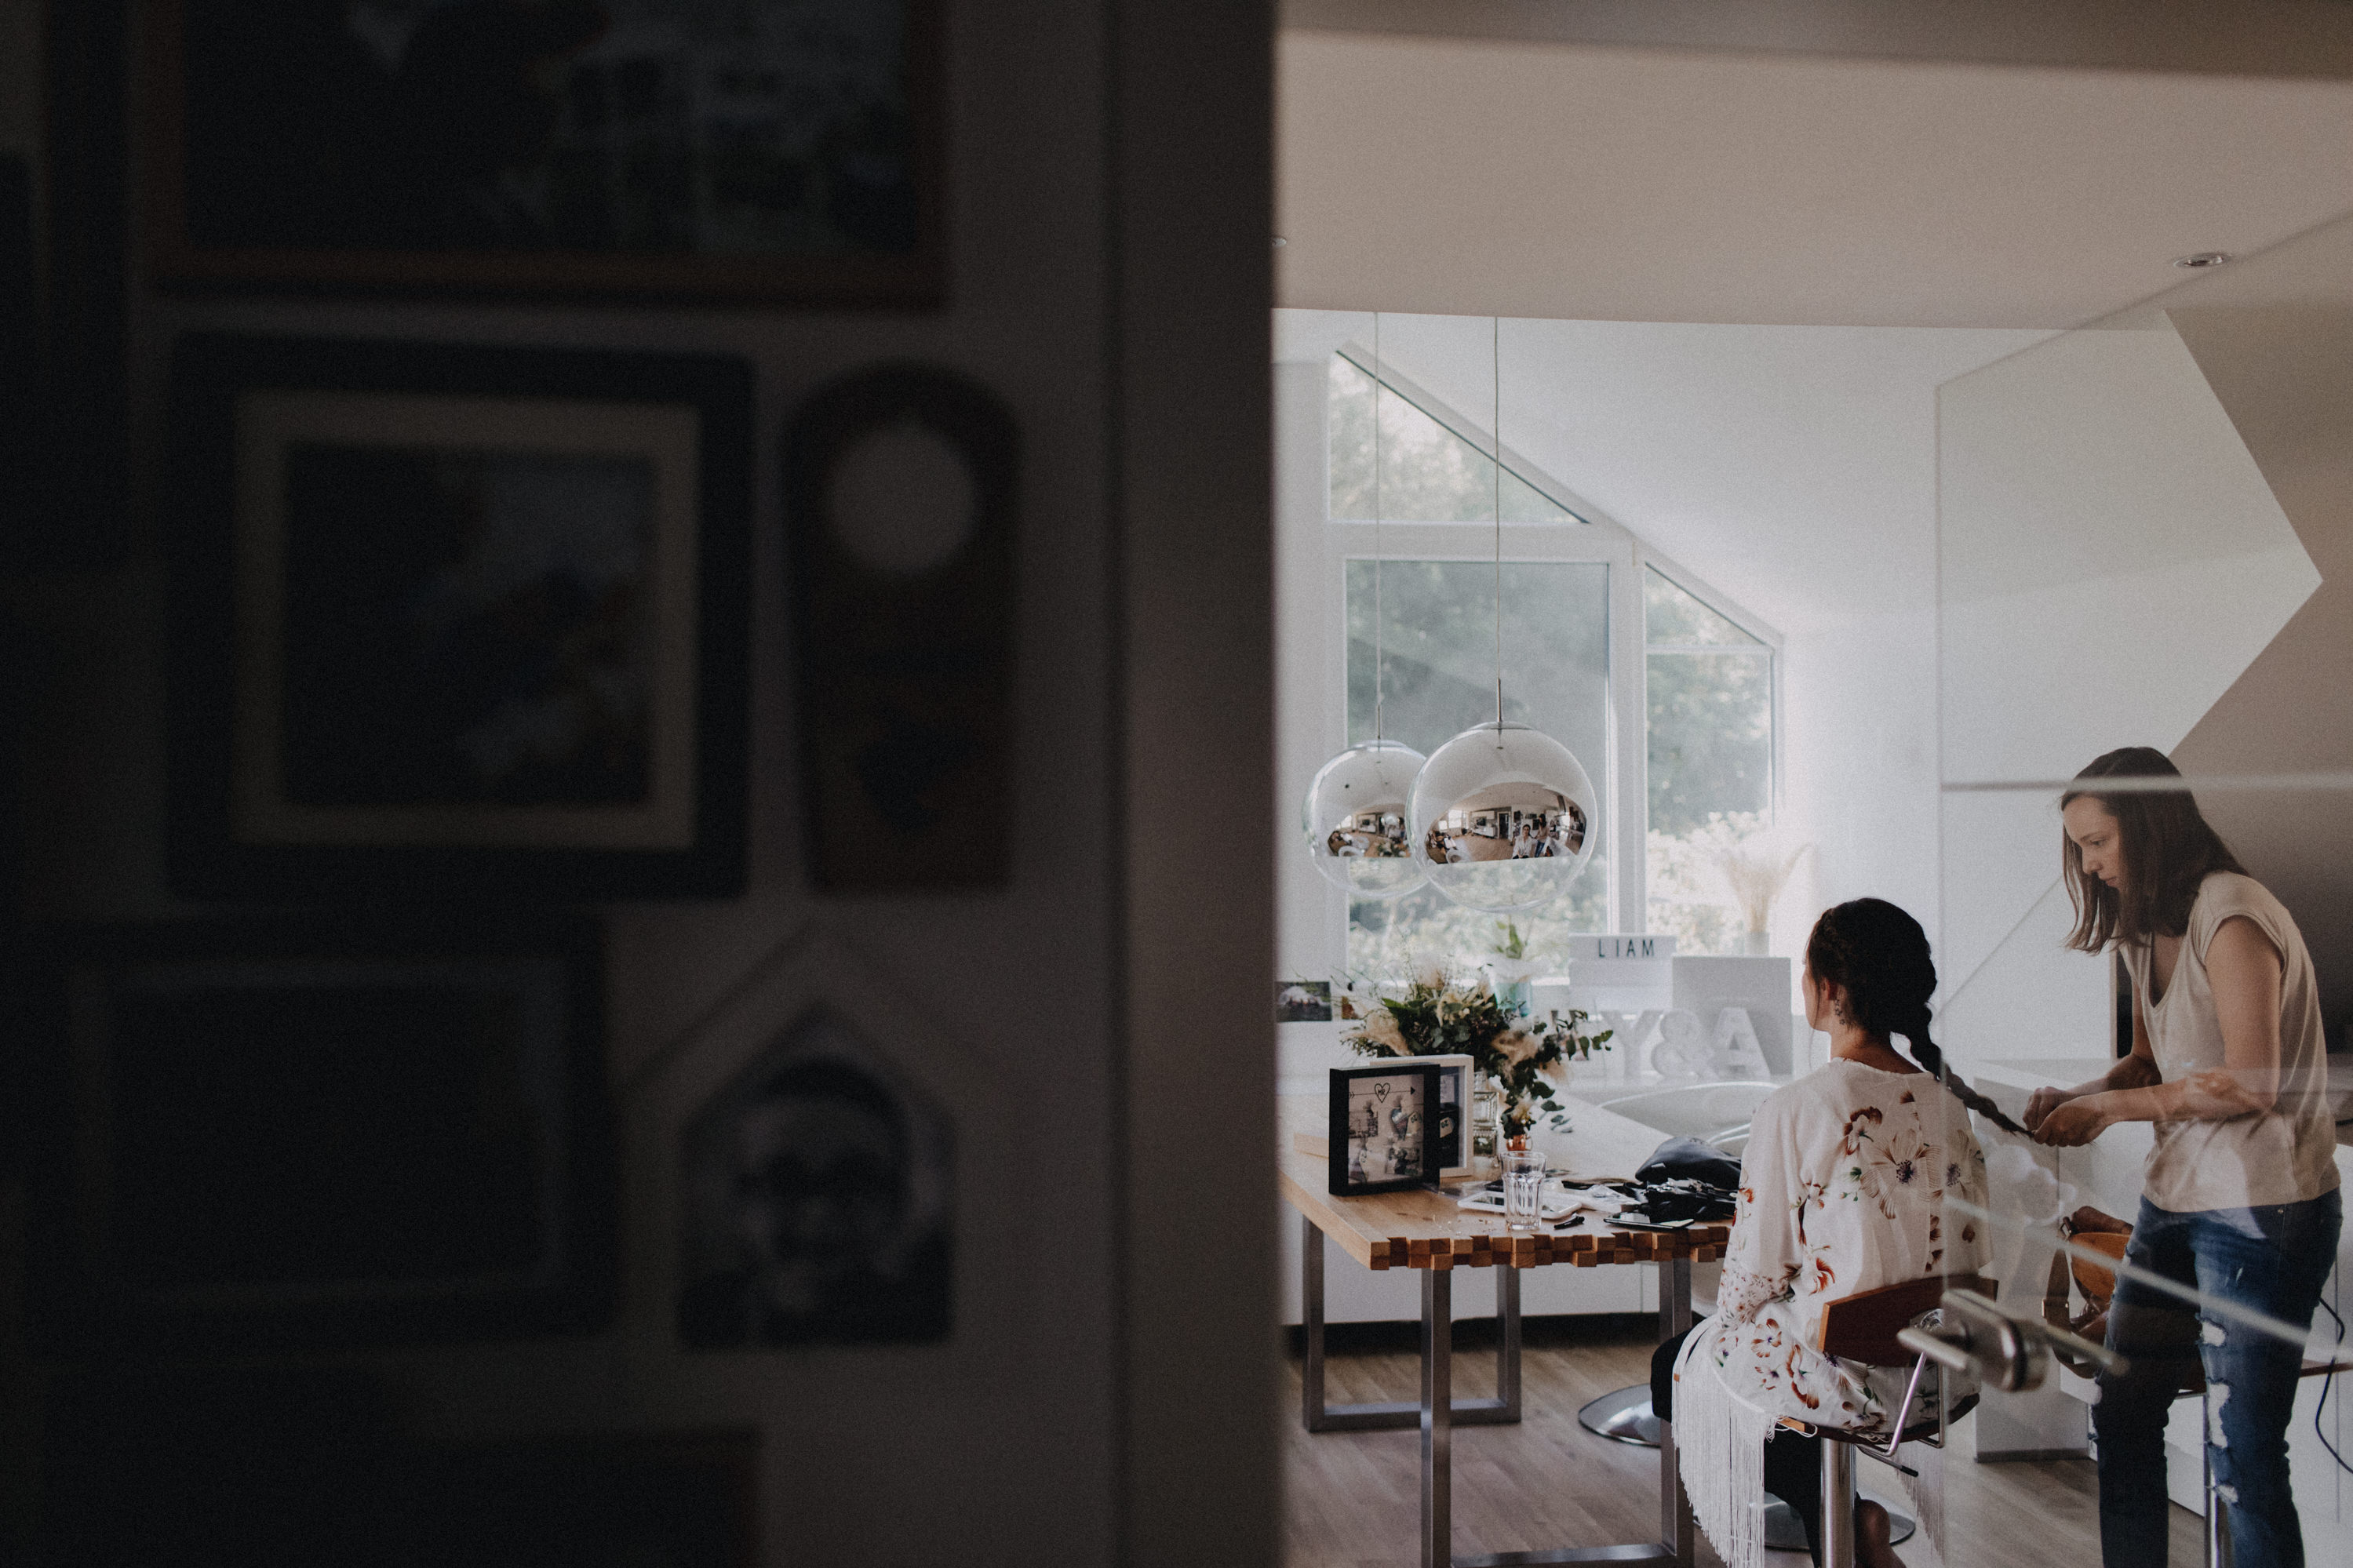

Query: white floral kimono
[1671,1060,1991,1568]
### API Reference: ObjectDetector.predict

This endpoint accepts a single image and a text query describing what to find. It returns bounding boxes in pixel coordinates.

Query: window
[1307,350,1777,975]
[1328,353,1576,523]
[1344,558,1612,973]
[1645,569,1775,953]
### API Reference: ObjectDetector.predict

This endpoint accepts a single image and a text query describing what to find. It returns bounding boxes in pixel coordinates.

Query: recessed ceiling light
[2173,252,2231,269]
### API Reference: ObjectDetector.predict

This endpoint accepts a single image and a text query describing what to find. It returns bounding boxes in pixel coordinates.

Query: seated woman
[1653,898,2019,1568]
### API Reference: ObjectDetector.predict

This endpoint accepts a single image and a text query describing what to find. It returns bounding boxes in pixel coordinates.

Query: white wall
[1934,317,2321,1068]
[1778,611,1942,966]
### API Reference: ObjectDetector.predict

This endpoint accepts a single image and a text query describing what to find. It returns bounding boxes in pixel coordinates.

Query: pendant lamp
[1408,318,1599,915]
[1304,314,1429,900]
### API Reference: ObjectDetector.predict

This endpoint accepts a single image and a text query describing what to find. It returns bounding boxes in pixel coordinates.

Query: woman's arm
[2023,994,2161,1133]
[1713,1093,1801,1328]
[2035,916,2283,1146]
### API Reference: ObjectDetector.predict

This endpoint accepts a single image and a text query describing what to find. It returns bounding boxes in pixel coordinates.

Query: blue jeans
[2093,1189,2341,1568]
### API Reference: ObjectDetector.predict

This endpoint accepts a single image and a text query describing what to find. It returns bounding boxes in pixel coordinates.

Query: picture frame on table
[22,915,614,1352]
[1328,1063,1441,1198]
[1415,1053,1475,1181]
[165,333,752,901]
[143,0,944,307]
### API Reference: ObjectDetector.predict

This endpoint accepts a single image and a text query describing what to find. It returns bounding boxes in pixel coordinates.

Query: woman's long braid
[1808,898,2028,1137]
[1896,1001,2027,1137]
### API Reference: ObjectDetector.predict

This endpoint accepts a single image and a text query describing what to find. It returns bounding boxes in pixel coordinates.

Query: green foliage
[1644,567,1760,646]
[1645,649,1770,838]
[1328,356,1572,525]
[1341,967,1614,1136]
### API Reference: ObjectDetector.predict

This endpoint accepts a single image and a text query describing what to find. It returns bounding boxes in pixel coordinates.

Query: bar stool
[1782,1274,1993,1568]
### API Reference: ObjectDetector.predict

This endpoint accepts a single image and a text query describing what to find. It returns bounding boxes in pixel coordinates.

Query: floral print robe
[1691,1059,1991,1433]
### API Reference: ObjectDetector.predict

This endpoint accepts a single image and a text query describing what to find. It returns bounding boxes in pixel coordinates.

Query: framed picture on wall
[22,915,614,1351]
[143,0,944,306]
[1327,1064,1440,1198]
[166,333,752,901]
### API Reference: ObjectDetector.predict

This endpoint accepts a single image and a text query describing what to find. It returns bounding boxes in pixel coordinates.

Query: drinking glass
[1502,1147,1546,1232]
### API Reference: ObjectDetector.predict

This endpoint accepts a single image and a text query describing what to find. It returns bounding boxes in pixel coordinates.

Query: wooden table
[1280,1094,1728,1568]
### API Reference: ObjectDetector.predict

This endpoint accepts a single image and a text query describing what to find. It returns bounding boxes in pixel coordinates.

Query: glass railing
[1929,209,2353,1568]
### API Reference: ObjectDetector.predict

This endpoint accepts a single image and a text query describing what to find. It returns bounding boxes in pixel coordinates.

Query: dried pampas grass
[1715,837,1809,933]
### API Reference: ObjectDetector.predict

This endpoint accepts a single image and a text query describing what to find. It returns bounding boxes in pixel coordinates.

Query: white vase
[1742,930,1769,956]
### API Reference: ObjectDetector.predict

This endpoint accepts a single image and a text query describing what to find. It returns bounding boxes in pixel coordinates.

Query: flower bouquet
[1340,964,1612,1137]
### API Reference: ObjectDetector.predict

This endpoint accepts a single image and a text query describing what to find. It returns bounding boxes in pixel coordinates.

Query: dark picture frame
[1328,1063,1441,1197]
[21,915,615,1352]
[166,333,752,901]
[144,0,945,306]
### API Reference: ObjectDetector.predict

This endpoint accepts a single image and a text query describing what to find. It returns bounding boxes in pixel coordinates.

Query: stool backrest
[1815,1274,1994,1367]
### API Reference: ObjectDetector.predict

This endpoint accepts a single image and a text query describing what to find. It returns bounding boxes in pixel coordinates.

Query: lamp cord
[1493,315,1503,730]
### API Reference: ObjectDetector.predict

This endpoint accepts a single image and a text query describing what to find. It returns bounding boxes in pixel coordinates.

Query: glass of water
[1502,1147,1546,1232]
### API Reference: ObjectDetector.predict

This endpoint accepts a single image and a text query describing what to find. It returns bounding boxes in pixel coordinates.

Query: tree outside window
[1645,569,1773,954]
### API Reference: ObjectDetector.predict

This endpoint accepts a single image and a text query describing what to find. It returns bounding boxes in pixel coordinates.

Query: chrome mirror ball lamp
[1408,318,1598,915]
[1410,722,1596,914]
[1305,313,1428,901]
[1304,740,1428,897]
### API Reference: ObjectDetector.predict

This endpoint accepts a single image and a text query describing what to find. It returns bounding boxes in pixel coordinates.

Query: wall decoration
[624,929,1003,1357]
[166,333,752,900]
[1275,980,1332,1023]
[677,1006,950,1349]
[785,364,1018,890]
[24,915,614,1351]
[1327,1063,1440,1197]
[145,0,943,306]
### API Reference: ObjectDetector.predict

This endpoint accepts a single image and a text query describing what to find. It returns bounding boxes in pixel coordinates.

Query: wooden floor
[1283,1318,2207,1568]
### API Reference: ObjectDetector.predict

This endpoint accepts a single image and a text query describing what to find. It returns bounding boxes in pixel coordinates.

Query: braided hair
[1805,897,2027,1137]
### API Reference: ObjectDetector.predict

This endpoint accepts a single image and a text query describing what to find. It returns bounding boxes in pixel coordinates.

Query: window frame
[1312,347,1784,952]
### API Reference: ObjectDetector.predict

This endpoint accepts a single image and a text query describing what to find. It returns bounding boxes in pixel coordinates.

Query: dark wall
[0,2,1278,1564]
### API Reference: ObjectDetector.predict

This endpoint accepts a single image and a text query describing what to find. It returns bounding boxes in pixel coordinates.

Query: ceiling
[1278,311,2052,635]
[1277,35,2353,327]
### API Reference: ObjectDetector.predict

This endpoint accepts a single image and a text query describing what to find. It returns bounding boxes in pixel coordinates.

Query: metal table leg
[1447,1257,1696,1568]
[1425,1265,1453,1568]
[1302,1213,1522,1432]
[1658,1257,1696,1567]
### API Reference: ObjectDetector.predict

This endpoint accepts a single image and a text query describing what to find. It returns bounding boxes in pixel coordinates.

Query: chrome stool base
[1575,1384,1661,1447]
[1762,1498,1915,1553]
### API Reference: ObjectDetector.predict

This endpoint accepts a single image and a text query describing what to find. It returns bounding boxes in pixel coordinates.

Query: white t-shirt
[2123,871,2338,1213]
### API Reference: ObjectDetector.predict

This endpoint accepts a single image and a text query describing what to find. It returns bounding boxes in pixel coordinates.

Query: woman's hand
[2034,1096,2112,1147]
[2023,1085,2078,1134]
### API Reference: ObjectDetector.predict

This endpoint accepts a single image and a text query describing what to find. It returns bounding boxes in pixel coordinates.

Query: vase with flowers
[1340,964,1613,1166]
[1483,919,1546,1014]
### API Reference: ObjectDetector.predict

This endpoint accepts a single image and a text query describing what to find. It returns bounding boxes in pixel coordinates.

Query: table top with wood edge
[1277,1092,1730,1274]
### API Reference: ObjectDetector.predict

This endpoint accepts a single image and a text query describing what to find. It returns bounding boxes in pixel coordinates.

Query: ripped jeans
[2093,1189,2340,1568]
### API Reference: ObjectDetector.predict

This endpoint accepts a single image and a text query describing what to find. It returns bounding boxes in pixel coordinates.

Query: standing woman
[2025,747,2340,1568]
